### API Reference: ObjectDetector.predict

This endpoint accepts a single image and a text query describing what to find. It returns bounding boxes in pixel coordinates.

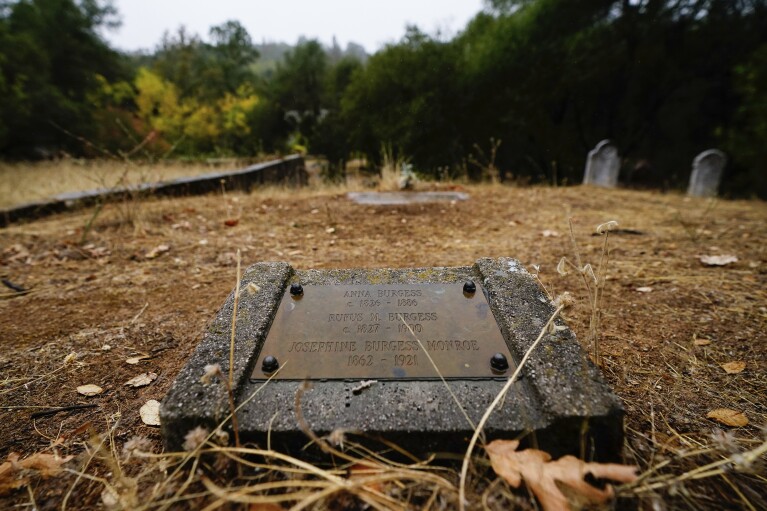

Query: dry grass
[0,169,765,509]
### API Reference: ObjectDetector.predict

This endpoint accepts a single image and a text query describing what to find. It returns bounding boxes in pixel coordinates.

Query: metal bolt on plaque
[490,352,509,371]
[261,355,279,373]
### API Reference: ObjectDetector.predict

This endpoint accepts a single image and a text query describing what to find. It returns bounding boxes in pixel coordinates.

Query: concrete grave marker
[687,149,726,198]
[161,259,623,459]
[583,140,620,188]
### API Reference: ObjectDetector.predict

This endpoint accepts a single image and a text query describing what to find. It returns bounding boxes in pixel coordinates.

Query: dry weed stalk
[557,218,618,365]
[379,143,408,191]
[468,137,502,183]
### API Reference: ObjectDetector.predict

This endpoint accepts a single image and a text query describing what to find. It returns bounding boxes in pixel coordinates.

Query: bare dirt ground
[1,182,765,509]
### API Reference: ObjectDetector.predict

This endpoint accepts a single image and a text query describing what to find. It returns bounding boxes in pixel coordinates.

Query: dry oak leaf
[145,244,170,259]
[140,400,161,426]
[126,354,151,365]
[0,452,73,495]
[486,440,637,511]
[77,384,103,396]
[125,372,158,387]
[721,361,746,374]
[707,409,749,427]
[699,254,738,266]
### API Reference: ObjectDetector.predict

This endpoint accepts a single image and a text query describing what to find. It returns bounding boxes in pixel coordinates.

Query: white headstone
[687,149,726,198]
[583,140,620,187]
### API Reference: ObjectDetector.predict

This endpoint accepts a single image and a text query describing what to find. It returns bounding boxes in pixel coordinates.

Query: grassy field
[0,167,765,509]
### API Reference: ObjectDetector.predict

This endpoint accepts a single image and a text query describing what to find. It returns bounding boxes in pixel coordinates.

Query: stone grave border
[0,154,306,227]
[161,258,624,460]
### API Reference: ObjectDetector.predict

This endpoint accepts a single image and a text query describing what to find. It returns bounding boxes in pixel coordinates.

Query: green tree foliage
[337,0,766,195]
[724,42,767,197]
[0,0,124,156]
[272,40,328,141]
[341,27,463,170]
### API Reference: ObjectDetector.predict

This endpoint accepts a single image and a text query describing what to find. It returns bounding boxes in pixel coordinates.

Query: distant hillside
[253,37,368,78]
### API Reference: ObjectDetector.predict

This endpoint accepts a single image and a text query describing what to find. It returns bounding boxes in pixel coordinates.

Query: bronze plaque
[251,283,514,380]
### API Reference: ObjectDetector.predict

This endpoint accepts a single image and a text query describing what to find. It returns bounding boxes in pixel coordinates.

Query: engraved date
[347,355,374,367]
[394,354,418,366]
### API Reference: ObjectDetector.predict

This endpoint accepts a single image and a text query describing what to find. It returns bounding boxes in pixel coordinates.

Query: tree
[272,39,328,137]
[341,27,464,172]
[206,20,259,97]
[0,0,125,156]
[724,42,767,197]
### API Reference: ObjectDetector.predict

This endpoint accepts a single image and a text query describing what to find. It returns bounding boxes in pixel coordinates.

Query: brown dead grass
[0,177,765,509]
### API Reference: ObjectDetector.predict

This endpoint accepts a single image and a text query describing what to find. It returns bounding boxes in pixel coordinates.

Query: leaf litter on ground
[699,254,738,266]
[76,384,103,396]
[140,399,161,426]
[124,372,158,387]
[486,439,637,511]
[706,408,749,427]
[125,354,151,365]
[720,361,746,374]
[0,452,73,495]
[144,244,170,259]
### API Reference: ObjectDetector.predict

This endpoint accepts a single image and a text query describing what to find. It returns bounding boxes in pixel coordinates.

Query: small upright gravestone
[583,140,620,188]
[687,149,726,198]
[161,259,623,460]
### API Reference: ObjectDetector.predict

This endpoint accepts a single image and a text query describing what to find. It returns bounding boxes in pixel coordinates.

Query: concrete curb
[0,155,306,227]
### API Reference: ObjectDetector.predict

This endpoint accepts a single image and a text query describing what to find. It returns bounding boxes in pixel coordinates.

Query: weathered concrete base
[346,191,470,205]
[161,259,624,460]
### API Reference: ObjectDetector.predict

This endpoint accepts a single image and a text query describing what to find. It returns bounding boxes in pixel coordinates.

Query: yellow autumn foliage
[184,103,221,142]
[220,84,259,136]
[133,67,260,151]
[134,68,185,138]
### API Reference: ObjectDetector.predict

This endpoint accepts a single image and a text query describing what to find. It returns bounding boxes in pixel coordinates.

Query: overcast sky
[103,0,486,53]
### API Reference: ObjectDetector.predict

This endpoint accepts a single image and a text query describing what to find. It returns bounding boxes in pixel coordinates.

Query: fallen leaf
[0,452,74,495]
[84,245,110,258]
[126,354,150,365]
[720,361,746,374]
[348,462,384,493]
[140,400,161,426]
[699,254,738,266]
[707,409,748,427]
[145,244,170,259]
[636,286,653,293]
[248,504,285,511]
[486,440,637,511]
[125,372,158,388]
[224,219,239,227]
[77,384,103,396]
